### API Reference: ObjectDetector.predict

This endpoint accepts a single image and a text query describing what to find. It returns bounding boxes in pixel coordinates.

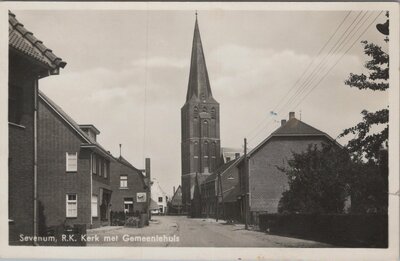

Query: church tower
[181,14,221,213]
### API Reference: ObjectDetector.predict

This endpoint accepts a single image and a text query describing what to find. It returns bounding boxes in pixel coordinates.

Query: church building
[181,15,221,215]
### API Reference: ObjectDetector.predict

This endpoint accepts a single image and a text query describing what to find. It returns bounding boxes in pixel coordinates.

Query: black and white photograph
[2,1,399,260]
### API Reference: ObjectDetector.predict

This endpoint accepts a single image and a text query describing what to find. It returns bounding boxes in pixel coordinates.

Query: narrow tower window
[203,120,209,137]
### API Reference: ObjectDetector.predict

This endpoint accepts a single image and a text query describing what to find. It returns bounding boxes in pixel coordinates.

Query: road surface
[87,215,331,247]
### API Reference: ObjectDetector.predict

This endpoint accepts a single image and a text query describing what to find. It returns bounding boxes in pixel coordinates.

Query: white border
[0,2,398,260]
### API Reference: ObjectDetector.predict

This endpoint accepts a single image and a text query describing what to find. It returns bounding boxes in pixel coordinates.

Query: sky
[13,9,388,196]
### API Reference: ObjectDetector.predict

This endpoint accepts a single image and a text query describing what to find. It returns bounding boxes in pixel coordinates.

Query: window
[66,152,78,172]
[91,195,98,217]
[211,107,216,119]
[104,162,108,178]
[194,142,199,156]
[158,197,163,203]
[92,154,97,174]
[120,175,128,188]
[97,157,102,176]
[193,118,199,137]
[124,198,134,213]
[66,194,77,218]
[203,120,209,137]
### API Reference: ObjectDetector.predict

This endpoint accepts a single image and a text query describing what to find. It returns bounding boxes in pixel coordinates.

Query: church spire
[186,13,214,103]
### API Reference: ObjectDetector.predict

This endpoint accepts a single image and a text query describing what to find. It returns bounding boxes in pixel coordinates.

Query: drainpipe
[90,152,93,227]
[145,158,151,220]
[33,78,38,244]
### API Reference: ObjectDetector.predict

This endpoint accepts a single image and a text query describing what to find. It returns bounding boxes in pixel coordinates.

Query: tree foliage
[278,144,351,214]
[340,40,389,162]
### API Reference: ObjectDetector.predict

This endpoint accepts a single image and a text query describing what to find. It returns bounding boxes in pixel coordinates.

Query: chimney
[173,186,176,195]
[289,112,295,120]
[145,158,151,180]
[281,119,287,126]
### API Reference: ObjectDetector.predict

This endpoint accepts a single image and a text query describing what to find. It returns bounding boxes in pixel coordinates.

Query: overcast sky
[14,9,388,196]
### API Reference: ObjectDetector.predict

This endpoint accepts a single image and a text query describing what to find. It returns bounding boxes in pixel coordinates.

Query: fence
[258,213,387,248]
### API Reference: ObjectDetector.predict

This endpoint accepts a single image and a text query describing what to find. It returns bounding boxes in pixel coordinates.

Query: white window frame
[120,175,128,188]
[66,194,78,218]
[91,195,98,218]
[66,152,78,172]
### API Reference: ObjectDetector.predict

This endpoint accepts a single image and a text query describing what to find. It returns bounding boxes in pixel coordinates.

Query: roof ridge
[9,10,66,69]
[38,90,116,158]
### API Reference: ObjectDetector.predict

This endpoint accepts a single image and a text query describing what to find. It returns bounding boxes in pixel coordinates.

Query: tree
[278,143,351,214]
[339,16,389,213]
[340,39,389,162]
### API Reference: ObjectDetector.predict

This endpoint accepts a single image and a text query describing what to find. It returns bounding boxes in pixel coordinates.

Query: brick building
[168,186,183,214]
[8,11,66,244]
[181,15,221,215]
[237,112,341,225]
[110,156,149,215]
[201,159,239,219]
[37,91,113,230]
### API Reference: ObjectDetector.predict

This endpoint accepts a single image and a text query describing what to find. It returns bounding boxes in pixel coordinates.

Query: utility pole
[219,169,225,220]
[244,138,248,230]
[215,171,220,222]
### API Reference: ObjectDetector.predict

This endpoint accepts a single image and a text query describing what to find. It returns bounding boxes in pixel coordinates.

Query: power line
[290,11,383,111]
[247,11,383,145]
[278,11,366,113]
[245,11,353,140]
[287,11,375,112]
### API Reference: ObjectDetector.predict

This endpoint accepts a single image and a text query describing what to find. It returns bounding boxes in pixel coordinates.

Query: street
[87,216,331,247]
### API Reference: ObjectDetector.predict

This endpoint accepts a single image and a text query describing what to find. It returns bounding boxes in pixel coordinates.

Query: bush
[259,213,387,248]
[125,216,140,228]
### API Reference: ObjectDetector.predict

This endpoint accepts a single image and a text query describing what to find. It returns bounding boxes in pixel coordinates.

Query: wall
[249,136,329,214]
[37,99,92,229]
[8,56,36,244]
[110,160,148,214]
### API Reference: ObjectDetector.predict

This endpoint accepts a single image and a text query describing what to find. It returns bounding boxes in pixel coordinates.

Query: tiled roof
[204,159,238,184]
[9,10,66,70]
[272,118,327,136]
[38,91,113,159]
[171,186,182,206]
[248,116,339,157]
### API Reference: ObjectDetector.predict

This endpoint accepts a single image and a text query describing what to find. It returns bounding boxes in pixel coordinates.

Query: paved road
[87,215,331,247]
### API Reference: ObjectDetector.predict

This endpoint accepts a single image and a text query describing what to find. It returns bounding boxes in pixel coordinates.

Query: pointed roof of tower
[186,15,216,103]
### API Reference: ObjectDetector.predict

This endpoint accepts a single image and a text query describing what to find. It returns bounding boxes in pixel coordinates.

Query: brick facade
[181,17,222,213]
[8,55,37,244]
[38,93,112,230]
[110,157,148,214]
[248,136,329,213]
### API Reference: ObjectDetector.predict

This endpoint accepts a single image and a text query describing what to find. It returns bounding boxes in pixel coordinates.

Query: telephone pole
[244,138,249,230]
